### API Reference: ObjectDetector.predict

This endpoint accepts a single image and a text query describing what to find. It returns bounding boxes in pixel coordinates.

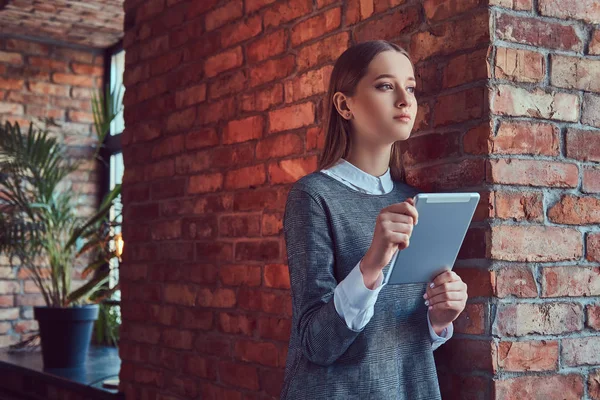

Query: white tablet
[386,192,480,285]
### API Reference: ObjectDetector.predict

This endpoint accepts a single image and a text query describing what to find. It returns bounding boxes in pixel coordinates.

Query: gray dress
[280,172,441,400]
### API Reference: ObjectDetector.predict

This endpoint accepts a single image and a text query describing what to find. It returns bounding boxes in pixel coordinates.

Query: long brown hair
[317,40,414,182]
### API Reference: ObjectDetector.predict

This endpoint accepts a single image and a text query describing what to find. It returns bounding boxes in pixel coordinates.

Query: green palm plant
[0,83,124,309]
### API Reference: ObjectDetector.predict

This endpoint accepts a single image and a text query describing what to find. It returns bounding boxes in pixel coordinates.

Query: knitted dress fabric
[280,172,441,400]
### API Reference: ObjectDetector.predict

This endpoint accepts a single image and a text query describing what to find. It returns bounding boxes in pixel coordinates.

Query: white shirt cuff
[427,309,454,351]
[334,260,385,330]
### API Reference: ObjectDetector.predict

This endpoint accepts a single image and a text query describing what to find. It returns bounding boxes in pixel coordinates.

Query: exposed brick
[495,13,583,52]
[542,266,600,297]
[552,55,600,92]
[492,85,579,122]
[406,158,485,191]
[197,97,236,125]
[185,128,219,150]
[234,340,278,367]
[246,0,276,13]
[495,47,545,83]
[562,336,600,366]
[584,167,600,194]
[588,305,600,331]
[247,29,287,64]
[28,57,68,71]
[454,303,485,334]
[590,369,600,400]
[297,32,349,71]
[487,159,579,188]
[219,215,261,237]
[0,78,24,90]
[263,0,312,29]
[218,361,259,390]
[212,142,255,168]
[188,172,224,194]
[268,156,318,185]
[494,191,544,222]
[494,374,584,400]
[493,303,584,336]
[489,0,532,10]
[490,225,582,262]
[454,267,493,298]
[249,55,296,87]
[268,102,315,133]
[423,0,481,21]
[223,115,264,144]
[495,340,558,371]
[548,195,600,225]
[494,266,538,298]
[256,132,303,160]
[175,84,207,108]
[219,312,256,336]
[52,73,94,87]
[225,164,266,190]
[583,93,600,128]
[204,46,243,78]
[591,29,600,55]
[185,356,218,380]
[262,212,283,236]
[354,5,421,42]
[538,0,600,24]
[401,131,461,167]
[410,12,488,61]
[161,329,194,350]
[0,51,23,65]
[306,126,325,151]
[241,83,284,112]
[589,233,600,262]
[235,240,280,262]
[220,15,262,48]
[258,316,291,342]
[0,102,24,115]
[197,288,236,308]
[433,86,484,126]
[566,128,600,162]
[219,265,262,286]
[284,65,333,103]
[205,0,243,31]
[443,49,488,88]
[28,81,69,96]
[291,8,341,47]
[264,264,290,289]
[435,339,494,372]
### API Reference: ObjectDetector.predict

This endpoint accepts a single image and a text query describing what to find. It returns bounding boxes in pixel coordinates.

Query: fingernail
[429,282,435,288]
[423,293,428,299]
[428,306,433,310]
[424,300,429,306]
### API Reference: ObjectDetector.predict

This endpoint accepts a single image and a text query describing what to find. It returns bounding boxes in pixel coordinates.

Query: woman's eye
[407,86,416,93]
[377,83,393,91]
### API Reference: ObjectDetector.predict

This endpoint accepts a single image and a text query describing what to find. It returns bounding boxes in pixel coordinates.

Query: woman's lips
[394,115,412,122]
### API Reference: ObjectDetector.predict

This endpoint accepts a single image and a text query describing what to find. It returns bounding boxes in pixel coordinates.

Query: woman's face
[344,50,417,145]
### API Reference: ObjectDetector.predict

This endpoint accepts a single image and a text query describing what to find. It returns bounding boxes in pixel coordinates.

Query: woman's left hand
[424,270,468,334]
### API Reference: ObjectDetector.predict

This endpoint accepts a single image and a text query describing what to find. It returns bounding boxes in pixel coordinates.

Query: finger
[425,281,467,299]
[430,270,460,288]
[428,300,467,312]
[383,213,415,225]
[386,221,413,235]
[426,290,467,306]
[388,202,418,226]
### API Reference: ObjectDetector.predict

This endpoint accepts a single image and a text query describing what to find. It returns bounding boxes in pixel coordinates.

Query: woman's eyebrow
[373,74,416,82]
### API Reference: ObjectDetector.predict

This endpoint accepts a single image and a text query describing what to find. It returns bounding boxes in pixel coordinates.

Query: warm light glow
[115,233,124,259]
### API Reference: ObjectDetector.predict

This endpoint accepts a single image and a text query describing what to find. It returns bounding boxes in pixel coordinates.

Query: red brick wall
[486,1,600,399]
[118,0,599,399]
[0,37,104,347]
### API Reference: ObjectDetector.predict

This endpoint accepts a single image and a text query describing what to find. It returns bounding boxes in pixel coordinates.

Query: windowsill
[0,345,124,399]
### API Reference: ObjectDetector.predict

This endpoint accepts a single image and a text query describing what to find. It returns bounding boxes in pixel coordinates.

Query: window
[103,44,125,302]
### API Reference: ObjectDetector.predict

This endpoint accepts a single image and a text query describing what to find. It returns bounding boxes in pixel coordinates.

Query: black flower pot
[33,304,99,369]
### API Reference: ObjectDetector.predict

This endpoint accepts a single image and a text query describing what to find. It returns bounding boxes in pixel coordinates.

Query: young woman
[280,40,468,399]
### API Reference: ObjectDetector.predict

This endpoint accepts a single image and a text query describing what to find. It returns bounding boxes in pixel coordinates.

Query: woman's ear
[333,92,353,120]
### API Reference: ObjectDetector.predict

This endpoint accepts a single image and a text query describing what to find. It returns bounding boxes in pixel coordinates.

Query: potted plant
[0,85,123,368]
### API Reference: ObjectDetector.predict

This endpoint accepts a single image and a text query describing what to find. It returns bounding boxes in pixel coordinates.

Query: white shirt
[320,158,453,351]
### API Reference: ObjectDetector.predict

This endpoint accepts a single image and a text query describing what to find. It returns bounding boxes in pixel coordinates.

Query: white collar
[325,158,393,193]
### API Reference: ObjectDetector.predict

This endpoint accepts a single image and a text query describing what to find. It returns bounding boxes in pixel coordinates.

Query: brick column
[486,1,600,398]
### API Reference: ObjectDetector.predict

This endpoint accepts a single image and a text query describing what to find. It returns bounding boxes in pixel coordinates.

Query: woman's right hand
[359,197,419,288]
